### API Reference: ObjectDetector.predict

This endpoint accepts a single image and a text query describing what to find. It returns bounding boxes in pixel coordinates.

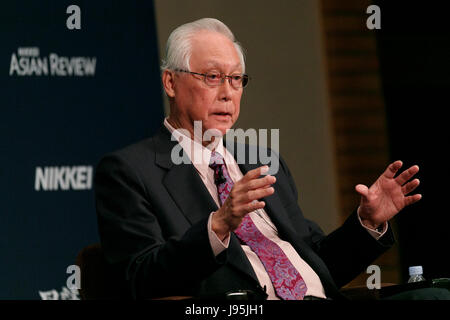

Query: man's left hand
[355,160,422,229]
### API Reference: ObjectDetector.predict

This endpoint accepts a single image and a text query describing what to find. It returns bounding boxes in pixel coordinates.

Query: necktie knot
[209,151,227,186]
[209,151,225,168]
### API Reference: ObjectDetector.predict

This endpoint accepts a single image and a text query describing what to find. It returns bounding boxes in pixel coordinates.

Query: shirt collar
[163,117,226,178]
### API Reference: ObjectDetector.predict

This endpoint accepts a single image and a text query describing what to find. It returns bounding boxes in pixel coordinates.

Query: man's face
[169,30,243,138]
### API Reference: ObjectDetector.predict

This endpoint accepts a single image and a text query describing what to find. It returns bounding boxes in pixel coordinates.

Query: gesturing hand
[211,166,276,240]
[356,160,422,229]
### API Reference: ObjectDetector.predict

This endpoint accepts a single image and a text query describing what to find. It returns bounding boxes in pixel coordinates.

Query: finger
[230,200,266,218]
[402,179,420,195]
[382,160,403,179]
[404,194,422,206]
[225,200,266,220]
[241,165,269,183]
[246,200,266,213]
[355,184,369,199]
[245,187,275,203]
[246,175,276,190]
[396,165,420,186]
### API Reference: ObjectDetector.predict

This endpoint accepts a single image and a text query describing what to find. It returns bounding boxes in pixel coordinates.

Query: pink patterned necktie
[209,151,307,300]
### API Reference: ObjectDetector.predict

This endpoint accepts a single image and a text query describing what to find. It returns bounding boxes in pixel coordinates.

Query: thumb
[355,184,369,199]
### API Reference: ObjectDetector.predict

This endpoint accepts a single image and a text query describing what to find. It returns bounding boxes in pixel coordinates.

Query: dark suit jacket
[94,126,394,300]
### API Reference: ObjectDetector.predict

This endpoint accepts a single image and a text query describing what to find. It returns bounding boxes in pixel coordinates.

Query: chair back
[75,243,120,299]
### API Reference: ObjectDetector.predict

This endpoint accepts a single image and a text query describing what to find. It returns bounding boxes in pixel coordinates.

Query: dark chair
[75,243,191,300]
[75,243,121,300]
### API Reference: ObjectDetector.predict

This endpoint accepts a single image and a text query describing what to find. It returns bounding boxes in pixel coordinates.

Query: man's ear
[162,70,176,98]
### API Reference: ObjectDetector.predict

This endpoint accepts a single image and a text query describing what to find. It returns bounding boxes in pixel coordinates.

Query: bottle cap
[409,266,423,276]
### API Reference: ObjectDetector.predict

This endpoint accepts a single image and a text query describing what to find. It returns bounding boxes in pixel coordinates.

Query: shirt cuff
[357,212,388,240]
[207,211,230,256]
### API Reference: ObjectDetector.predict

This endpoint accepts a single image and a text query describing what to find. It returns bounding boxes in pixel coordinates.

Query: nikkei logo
[9,47,96,77]
[34,166,93,191]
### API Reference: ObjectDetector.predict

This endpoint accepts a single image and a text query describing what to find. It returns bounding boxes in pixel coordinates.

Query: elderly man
[95,18,422,300]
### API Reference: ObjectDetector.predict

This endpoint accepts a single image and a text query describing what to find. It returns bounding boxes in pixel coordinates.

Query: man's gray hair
[161,18,245,73]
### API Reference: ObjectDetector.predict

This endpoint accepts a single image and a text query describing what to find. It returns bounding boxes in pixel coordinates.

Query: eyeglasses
[174,69,250,88]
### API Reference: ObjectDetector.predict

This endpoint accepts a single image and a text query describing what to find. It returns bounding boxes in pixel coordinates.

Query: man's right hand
[211,166,276,241]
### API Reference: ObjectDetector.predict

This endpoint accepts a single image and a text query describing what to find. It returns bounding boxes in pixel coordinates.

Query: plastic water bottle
[408,266,426,283]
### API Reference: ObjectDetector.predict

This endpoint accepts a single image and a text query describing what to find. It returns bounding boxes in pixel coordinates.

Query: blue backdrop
[0,0,164,299]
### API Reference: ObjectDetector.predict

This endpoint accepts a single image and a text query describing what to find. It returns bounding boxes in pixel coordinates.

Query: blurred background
[1,0,448,299]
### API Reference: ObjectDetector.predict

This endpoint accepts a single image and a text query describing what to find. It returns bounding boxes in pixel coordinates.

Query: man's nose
[218,77,233,101]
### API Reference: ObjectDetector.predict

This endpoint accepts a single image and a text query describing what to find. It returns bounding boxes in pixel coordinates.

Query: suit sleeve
[94,154,226,299]
[278,155,395,288]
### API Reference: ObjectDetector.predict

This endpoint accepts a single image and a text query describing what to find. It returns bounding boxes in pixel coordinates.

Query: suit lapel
[154,126,218,225]
[234,145,297,243]
[163,164,219,225]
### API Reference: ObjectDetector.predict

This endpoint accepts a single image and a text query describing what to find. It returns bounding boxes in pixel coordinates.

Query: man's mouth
[213,112,231,117]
